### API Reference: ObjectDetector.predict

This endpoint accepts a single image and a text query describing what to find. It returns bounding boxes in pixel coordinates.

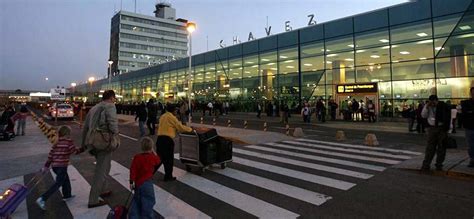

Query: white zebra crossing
[109,161,211,219]
[244,144,386,171]
[50,166,110,219]
[283,140,413,159]
[295,138,423,156]
[157,162,300,218]
[266,142,401,165]
[173,153,333,206]
[233,148,373,179]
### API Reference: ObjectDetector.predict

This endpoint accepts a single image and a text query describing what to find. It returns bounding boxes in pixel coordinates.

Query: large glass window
[328,68,355,84]
[301,41,324,58]
[301,56,324,72]
[326,35,354,53]
[326,51,354,68]
[391,40,434,62]
[392,59,435,80]
[355,64,391,83]
[261,51,278,100]
[390,20,432,44]
[356,47,390,66]
[355,29,389,49]
[194,65,205,84]
[205,63,216,90]
[243,55,258,78]
[437,77,473,99]
[436,55,474,78]
[434,14,463,37]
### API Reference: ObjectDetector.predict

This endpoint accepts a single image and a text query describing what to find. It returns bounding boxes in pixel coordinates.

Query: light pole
[45,77,49,92]
[108,60,114,88]
[186,21,196,125]
[88,77,95,103]
[70,82,77,102]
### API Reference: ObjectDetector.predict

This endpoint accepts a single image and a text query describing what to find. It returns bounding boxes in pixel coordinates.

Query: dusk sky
[0,0,408,91]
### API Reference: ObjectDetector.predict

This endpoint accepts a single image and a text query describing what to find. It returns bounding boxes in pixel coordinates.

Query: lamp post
[108,60,114,88]
[45,77,49,92]
[70,82,77,102]
[186,21,196,125]
[88,77,95,103]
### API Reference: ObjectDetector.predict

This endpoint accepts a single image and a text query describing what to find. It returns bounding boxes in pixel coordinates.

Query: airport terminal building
[78,0,474,117]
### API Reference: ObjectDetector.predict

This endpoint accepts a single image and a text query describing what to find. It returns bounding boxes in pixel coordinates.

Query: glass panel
[390,20,432,44]
[391,40,434,62]
[194,65,205,84]
[279,47,298,61]
[325,35,354,53]
[437,77,473,99]
[355,47,390,66]
[205,63,216,89]
[301,70,325,100]
[451,10,474,36]
[228,59,242,80]
[260,52,277,64]
[328,68,355,84]
[326,51,354,68]
[434,37,449,57]
[354,29,390,49]
[279,73,299,101]
[436,33,474,57]
[301,56,325,72]
[436,55,474,78]
[260,52,277,95]
[355,64,391,83]
[434,14,463,37]
[301,41,324,58]
[242,77,260,99]
[392,59,435,80]
[392,79,435,100]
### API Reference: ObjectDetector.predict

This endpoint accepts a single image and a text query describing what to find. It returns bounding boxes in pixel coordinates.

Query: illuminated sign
[336,83,378,94]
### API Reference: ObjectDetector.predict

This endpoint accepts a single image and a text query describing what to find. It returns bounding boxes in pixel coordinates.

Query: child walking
[36,126,82,210]
[129,137,161,219]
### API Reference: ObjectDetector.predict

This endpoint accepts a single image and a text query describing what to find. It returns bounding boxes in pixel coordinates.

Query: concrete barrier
[263,122,267,132]
[227,119,231,127]
[212,117,216,126]
[293,127,304,137]
[336,130,346,141]
[364,133,379,146]
[286,124,290,136]
[244,120,248,129]
[200,117,203,124]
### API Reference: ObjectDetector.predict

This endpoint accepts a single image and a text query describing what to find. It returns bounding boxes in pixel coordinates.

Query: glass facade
[85,0,474,116]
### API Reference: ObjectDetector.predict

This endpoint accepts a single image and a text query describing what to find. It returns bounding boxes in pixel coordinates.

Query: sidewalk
[0,117,51,181]
[117,114,294,145]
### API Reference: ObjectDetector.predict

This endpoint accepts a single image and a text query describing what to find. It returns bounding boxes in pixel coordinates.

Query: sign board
[50,88,66,100]
[336,83,378,94]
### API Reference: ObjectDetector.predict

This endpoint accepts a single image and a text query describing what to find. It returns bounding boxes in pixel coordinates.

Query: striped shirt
[45,138,78,168]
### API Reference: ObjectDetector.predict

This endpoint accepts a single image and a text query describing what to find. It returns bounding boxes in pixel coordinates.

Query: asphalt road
[9,108,474,218]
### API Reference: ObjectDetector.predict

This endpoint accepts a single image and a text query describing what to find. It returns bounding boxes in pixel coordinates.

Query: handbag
[86,106,120,151]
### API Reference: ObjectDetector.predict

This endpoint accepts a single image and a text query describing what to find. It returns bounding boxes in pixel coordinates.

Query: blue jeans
[466,129,474,164]
[129,180,155,219]
[16,118,26,135]
[138,121,146,137]
[41,166,71,201]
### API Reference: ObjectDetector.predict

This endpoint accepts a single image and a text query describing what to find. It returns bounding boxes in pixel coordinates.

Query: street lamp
[108,60,113,87]
[45,77,49,92]
[186,21,196,124]
[88,77,95,103]
[70,82,77,101]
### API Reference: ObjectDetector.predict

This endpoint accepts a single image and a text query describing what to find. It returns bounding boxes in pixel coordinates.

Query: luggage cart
[178,131,232,174]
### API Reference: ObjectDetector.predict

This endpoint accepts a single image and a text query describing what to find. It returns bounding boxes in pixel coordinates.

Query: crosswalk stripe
[109,161,211,219]
[50,166,110,219]
[160,163,300,218]
[232,156,356,190]
[266,142,400,165]
[234,148,373,179]
[295,138,423,156]
[173,154,332,206]
[283,140,412,160]
[245,145,386,172]
[0,176,28,219]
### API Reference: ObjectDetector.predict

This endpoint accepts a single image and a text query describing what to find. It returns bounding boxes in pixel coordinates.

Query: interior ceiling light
[459,25,472,30]
[370,55,380,58]
[345,58,354,61]
[348,44,355,48]
[456,33,474,38]
[400,51,410,55]
[286,66,295,68]
[267,63,275,66]
[416,33,428,37]
[303,63,313,66]
[284,60,294,63]
[435,47,444,50]
[261,58,270,61]
[356,50,366,53]
[326,54,338,57]
[379,39,389,43]
[280,55,288,59]
[419,57,427,60]
[326,61,332,64]
[271,68,278,70]
[245,61,254,64]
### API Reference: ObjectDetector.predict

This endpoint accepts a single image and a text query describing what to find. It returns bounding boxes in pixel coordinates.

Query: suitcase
[107,191,134,219]
[0,172,44,218]
[216,137,233,163]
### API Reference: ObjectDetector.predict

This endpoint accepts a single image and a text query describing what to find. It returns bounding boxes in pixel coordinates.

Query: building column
[450,45,468,77]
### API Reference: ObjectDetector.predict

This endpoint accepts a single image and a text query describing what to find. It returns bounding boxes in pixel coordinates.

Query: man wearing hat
[420,95,451,171]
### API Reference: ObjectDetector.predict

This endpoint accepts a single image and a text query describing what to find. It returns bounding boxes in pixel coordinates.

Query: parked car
[49,103,74,119]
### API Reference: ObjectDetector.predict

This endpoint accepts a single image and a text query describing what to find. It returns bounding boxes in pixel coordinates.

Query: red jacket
[130,152,161,188]
[45,138,78,168]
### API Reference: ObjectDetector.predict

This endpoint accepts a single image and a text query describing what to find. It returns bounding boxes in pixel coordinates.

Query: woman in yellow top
[156,103,193,181]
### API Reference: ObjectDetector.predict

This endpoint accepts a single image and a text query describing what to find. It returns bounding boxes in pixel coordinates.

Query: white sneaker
[36,197,45,210]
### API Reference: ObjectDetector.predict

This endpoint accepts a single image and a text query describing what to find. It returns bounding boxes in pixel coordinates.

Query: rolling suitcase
[107,190,134,219]
[216,137,233,163]
[0,172,44,218]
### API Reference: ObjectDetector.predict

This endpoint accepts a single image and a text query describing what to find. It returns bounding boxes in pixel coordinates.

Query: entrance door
[335,93,378,120]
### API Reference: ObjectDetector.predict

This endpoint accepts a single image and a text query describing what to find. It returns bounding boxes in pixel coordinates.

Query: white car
[50,104,74,119]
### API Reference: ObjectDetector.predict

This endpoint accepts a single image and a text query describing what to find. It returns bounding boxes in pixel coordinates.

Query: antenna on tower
[134,0,137,13]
